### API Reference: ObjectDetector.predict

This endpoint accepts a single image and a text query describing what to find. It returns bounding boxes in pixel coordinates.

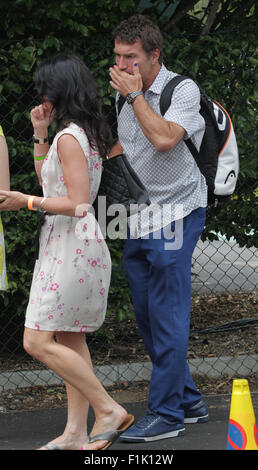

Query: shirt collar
[147,64,169,95]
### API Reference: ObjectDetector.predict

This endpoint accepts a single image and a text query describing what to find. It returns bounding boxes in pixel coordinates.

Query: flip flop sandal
[88,413,134,450]
[40,443,62,450]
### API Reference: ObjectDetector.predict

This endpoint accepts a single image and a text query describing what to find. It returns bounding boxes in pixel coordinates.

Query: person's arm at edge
[0,134,90,217]
[0,134,10,191]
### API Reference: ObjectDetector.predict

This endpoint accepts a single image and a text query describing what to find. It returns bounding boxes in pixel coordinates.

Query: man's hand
[110,62,185,152]
[109,63,143,97]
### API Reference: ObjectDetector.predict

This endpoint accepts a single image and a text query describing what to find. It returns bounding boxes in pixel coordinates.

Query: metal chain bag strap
[93,154,151,222]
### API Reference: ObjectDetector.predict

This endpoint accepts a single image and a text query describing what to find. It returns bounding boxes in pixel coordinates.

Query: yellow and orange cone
[227,379,257,450]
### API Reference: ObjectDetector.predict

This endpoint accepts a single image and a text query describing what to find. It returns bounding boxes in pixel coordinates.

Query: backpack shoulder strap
[160,74,202,168]
[160,75,189,116]
[117,94,126,116]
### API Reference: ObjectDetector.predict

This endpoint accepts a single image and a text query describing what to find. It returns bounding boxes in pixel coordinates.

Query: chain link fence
[0,41,257,394]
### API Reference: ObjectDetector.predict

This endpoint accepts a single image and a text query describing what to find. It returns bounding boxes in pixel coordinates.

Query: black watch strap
[33,135,49,144]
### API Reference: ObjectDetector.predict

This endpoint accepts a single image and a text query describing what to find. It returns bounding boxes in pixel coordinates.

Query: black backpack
[117,75,239,204]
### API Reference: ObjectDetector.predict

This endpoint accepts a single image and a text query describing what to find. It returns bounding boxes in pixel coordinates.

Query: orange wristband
[28,195,36,211]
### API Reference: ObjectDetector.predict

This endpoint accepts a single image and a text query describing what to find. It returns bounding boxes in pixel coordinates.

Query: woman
[0,125,10,290]
[0,54,133,450]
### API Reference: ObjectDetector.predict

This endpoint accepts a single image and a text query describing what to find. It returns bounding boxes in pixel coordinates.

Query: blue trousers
[123,207,206,425]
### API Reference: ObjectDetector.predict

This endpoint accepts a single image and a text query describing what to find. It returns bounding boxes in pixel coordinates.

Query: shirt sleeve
[163,79,205,139]
[0,125,4,137]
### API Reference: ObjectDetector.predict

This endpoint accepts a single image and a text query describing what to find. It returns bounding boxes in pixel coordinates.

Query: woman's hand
[30,103,54,132]
[0,190,28,211]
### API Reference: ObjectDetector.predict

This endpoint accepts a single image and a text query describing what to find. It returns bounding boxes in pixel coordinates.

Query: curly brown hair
[112,15,163,64]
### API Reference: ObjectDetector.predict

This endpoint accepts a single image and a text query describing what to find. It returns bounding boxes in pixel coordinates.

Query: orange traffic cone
[227,379,258,450]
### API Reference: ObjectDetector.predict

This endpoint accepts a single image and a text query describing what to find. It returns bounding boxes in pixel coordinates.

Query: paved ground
[0,394,257,451]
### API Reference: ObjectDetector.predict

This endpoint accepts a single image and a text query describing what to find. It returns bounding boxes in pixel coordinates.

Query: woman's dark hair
[34,53,112,157]
[112,15,163,64]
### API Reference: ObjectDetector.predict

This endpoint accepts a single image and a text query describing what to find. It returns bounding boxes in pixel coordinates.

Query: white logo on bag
[213,102,226,131]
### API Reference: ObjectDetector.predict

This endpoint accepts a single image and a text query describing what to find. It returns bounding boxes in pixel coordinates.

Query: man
[109,15,209,443]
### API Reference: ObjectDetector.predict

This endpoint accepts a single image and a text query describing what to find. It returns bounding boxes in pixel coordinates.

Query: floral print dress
[25,123,111,332]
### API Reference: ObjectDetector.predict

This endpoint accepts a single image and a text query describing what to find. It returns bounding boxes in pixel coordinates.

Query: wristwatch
[126,91,143,105]
[33,135,49,144]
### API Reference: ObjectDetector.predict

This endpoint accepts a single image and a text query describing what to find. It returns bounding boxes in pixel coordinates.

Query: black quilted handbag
[93,154,151,220]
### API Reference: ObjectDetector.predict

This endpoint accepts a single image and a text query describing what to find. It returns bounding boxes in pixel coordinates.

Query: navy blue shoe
[119,412,185,442]
[184,399,209,423]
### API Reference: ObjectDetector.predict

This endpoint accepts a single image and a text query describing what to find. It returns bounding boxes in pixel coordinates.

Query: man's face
[114,38,158,83]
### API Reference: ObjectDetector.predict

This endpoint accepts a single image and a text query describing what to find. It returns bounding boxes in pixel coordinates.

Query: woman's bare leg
[39,332,92,449]
[23,327,128,450]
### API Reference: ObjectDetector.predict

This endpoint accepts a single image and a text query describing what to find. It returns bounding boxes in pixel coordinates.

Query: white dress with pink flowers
[25,123,111,332]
